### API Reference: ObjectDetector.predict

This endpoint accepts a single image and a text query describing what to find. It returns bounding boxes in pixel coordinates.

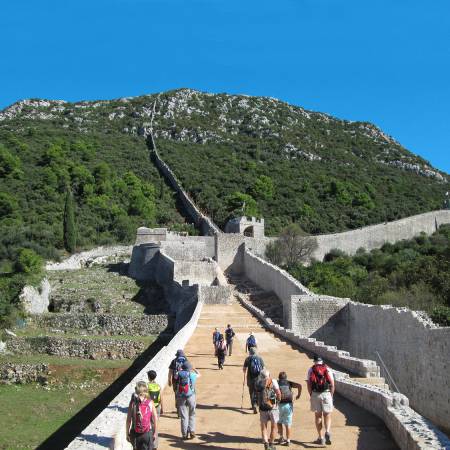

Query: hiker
[175,360,200,440]
[243,347,265,413]
[147,370,164,450]
[212,327,220,355]
[126,381,158,450]
[216,333,227,369]
[168,349,188,416]
[246,331,257,353]
[255,369,281,450]
[306,354,335,446]
[225,323,235,356]
[276,371,302,447]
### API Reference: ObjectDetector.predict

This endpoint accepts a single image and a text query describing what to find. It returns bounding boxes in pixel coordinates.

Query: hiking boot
[314,437,325,445]
[182,435,189,440]
[253,405,258,414]
[264,442,269,450]
[189,431,196,439]
[325,432,331,445]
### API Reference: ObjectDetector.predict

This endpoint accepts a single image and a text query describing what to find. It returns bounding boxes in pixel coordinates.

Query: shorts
[278,402,293,426]
[260,408,279,424]
[310,391,333,414]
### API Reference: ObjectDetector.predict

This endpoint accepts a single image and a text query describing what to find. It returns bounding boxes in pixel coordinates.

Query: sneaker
[189,431,196,439]
[182,435,189,440]
[253,406,258,414]
[284,441,290,447]
[325,432,331,445]
[268,444,276,450]
[276,437,284,445]
[314,437,325,445]
[264,443,269,450]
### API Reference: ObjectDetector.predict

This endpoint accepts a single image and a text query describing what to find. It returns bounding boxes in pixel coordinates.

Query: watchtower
[224,216,265,238]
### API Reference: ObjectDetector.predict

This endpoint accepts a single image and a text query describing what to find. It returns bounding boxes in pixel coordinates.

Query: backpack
[247,335,256,348]
[176,370,193,398]
[148,382,161,407]
[279,379,293,403]
[213,331,220,342]
[249,356,263,378]
[309,364,331,392]
[132,397,152,433]
[217,340,226,356]
[256,377,276,411]
[225,328,234,341]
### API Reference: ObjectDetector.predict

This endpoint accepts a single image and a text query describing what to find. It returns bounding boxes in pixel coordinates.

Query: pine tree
[63,188,77,253]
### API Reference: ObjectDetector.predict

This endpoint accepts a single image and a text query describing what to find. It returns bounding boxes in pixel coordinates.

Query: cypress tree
[63,188,77,253]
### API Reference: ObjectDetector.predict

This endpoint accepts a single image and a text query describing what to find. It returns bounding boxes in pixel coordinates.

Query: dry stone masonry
[0,363,49,384]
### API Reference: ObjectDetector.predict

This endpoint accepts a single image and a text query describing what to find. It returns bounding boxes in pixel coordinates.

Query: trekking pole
[241,377,245,409]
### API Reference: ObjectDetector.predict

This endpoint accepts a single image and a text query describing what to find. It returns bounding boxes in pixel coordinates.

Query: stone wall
[198,285,233,304]
[162,240,211,261]
[243,249,311,327]
[315,302,450,433]
[0,363,49,384]
[20,278,51,314]
[31,313,171,336]
[46,245,132,271]
[66,299,204,450]
[313,210,450,261]
[151,148,220,236]
[173,259,218,286]
[6,336,146,360]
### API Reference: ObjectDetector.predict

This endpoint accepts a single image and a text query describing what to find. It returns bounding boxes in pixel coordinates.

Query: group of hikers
[125,326,335,450]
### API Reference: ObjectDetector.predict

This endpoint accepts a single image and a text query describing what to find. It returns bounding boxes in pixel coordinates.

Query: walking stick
[241,377,245,409]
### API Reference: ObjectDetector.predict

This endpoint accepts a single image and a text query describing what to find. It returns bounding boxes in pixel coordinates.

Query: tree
[266,223,317,268]
[225,192,259,218]
[63,188,77,253]
[15,248,43,274]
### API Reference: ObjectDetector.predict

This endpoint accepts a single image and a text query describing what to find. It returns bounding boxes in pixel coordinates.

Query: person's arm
[151,402,158,439]
[193,368,201,378]
[125,401,133,442]
[289,381,302,399]
[168,368,173,387]
[273,380,281,402]
[306,369,312,396]
[328,370,335,396]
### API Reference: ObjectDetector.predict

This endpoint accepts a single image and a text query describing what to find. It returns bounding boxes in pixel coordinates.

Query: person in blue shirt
[175,360,200,440]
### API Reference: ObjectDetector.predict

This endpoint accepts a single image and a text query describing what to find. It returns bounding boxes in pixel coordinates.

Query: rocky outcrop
[32,313,172,335]
[6,336,146,360]
[0,363,49,384]
[20,278,51,314]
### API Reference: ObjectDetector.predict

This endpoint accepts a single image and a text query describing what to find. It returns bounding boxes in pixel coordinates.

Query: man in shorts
[306,354,335,445]
[256,369,281,450]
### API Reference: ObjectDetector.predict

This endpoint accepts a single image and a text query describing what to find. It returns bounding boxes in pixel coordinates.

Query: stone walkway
[158,301,398,449]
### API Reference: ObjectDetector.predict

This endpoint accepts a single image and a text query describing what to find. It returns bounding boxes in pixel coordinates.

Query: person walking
[225,324,235,356]
[168,350,187,416]
[147,370,163,450]
[175,361,200,440]
[216,333,227,369]
[126,381,158,450]
[255,369,281,450]
[276,371,302,447]
[306,354,335,445]
[246,331,257,353]
[212,327,220,355]
[243,347,264,413]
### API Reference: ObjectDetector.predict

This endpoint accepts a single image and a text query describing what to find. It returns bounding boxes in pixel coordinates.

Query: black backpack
[225,328,234,341]
[279,379,293,404]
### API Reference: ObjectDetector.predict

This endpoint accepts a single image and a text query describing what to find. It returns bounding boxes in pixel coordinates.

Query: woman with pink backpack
[126,381,158,450]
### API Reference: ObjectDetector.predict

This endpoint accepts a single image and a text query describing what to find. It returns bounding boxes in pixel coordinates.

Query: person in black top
[243,347,265,413]
[224,324,235,356]
[276,371,302,447]
[168,349,187,417]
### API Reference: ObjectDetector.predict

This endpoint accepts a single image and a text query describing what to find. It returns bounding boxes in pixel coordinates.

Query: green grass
[0,384,108,450]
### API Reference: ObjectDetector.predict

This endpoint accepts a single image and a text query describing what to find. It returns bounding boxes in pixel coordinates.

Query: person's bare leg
[277,423,283,441]
[324,412,331,433]
[260,421,268,443]
[286,424,291,441]
[269,420,276,444]
[315,412,323,438]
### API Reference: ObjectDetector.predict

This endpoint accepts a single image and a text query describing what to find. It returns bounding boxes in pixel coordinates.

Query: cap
[176,349,185,357]
[313,354,323,364]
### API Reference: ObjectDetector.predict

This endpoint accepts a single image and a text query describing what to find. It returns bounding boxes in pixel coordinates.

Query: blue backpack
[247,335,256,348]
[176,370,193,398]
[249,356,263,377]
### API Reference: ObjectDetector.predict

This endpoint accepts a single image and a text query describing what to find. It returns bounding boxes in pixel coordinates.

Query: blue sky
[1,0,449,173]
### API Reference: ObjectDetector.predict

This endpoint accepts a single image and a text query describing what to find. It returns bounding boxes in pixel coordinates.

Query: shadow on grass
[36,332,171,450]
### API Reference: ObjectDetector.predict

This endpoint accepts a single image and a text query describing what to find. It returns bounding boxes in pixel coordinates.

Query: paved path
[158,301,398,449]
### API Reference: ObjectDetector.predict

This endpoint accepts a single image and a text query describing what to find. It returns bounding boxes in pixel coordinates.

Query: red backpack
[133,397,152,433]
[309,364,332,392]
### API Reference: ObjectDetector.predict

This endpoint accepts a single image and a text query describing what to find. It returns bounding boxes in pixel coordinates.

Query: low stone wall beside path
[0,363,49,384]
[237,294,450,450]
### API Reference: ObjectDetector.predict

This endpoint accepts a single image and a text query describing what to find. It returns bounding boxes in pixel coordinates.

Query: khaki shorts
[260,408,279,424]
[310,391,333,413]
